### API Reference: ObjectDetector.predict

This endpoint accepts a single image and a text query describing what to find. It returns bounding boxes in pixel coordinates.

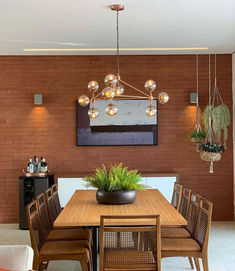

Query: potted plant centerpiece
[84,163,146,205]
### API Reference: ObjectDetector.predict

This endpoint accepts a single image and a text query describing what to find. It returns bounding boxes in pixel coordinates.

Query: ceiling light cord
[116,10,120,78]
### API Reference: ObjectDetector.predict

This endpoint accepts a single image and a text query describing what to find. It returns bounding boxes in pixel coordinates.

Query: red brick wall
[0,55,233,222]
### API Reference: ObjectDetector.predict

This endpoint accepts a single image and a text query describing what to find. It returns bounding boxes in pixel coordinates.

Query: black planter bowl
[96,190,136,205]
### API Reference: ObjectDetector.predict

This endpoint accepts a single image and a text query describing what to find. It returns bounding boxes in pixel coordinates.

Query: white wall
[233,52,235,219]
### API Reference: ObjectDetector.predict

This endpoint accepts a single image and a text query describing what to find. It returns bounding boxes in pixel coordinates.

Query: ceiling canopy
[1,0,235,55]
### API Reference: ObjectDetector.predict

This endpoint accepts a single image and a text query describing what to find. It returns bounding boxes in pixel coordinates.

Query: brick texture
[0,54,233,222]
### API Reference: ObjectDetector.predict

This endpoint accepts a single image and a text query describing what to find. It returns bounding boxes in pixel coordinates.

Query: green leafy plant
[190,129,207,139]
[84,163,146,191]
[203,104,230,146]
[199,142,224,153]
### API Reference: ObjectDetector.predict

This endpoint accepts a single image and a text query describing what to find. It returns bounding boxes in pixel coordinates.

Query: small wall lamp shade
[34,94,43,105]
[190,93,198,104]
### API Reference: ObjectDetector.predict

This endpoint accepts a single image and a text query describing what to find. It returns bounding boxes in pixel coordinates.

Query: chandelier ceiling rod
[116,9,120,77]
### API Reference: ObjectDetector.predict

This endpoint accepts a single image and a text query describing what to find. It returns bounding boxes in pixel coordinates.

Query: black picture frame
[76,99,158,146]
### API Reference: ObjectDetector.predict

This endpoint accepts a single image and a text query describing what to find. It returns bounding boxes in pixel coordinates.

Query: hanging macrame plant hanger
[201,55,221,173]
[191,55,204,151]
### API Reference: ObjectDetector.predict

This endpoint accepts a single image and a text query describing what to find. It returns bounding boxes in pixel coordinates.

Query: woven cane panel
[194,210,208,247]
[179,195,189,218]
[31,212,45,250]
[53,192,62,215]
[48,197,58,223]
[171,191,179,209]
[39,203,51,237]
[186,202,198,235]
[103,231,156,265]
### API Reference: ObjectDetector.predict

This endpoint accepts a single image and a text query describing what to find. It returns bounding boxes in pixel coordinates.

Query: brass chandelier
[78,4,169,119]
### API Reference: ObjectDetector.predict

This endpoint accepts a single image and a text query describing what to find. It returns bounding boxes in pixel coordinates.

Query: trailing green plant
[190,129,207,139]
[212,104,230,144]
[83,163,146,191]
[203,105,213,132]
[203,104,230,146]
[199,142,224,153]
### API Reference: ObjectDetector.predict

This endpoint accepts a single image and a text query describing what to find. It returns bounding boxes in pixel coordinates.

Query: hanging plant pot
[190,129,206,152]
[200,151,221,162]
[199,142,224,173]
[191,137,204,144]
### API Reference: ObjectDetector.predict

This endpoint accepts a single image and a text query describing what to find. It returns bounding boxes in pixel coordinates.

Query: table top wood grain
[54,190,187,227]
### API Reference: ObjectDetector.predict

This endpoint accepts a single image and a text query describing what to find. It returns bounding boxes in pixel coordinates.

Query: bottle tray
[23,169,49,177]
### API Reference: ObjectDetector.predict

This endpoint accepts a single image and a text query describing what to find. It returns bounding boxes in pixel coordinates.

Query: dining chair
[51,184,62,216]
[26,200,91,271]
[100,215,161,271]
[161,197,213,271]
[36,193,92,243]
[162,191,200,238]
[171,182,183,211]
[162,191,200,269]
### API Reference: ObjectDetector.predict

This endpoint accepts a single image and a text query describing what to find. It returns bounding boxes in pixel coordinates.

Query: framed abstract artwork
[76,99,158,146]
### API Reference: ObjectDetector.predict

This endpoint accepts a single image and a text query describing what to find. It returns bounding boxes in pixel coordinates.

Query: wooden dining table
[54,189,187,271]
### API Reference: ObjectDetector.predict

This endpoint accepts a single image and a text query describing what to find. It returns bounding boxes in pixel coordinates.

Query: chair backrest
[36,193,53,237]
[186,192,201,235]
[194,198,213,252]
[100,215,161,271]
[179,188,192,218]
[26,200,46,258]
[51,184,62,216]
[171,182,182,211]
[44,187,58,228]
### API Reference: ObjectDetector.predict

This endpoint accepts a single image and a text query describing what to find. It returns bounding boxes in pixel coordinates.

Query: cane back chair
[26,200,91,271]
[161,197,213,271]
[100,215,161,271]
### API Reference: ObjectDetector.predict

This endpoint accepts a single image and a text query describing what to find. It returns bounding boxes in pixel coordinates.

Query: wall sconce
[34,94,43,105]
[190,93,198,104]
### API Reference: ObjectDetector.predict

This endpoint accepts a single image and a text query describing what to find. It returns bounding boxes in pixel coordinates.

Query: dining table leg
[92,227,98,271]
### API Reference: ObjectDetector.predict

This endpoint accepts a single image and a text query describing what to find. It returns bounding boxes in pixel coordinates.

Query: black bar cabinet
[19,175,54,229]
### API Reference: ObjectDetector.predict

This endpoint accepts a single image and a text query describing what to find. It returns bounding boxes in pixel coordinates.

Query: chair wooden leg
[80,256,88,271]
[39,262,44,271]
[202,255,209,271]
[188,257,194,269]
[194,258,201,271]
[44,261,49,270]
[33,258,39,271]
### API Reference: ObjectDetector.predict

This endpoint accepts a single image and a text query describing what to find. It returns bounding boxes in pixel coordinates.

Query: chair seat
[104,250,156,265]
[161,227,191,238]
[48,229,92,242]
[40,240,89,256]
[161,238,201,252]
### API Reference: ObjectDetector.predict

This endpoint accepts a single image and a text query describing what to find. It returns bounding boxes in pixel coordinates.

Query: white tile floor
[0,222,235,271]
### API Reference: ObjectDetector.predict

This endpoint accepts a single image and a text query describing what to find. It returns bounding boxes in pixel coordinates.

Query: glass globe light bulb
[115,84,124,95]
[88,81,99,92]
[145,105,157,117]
[144,80,156,92]
[78,95,90,106]
[102,87,115,99]
[105,103,118,116]
[104,74,117,87]
[88,107,99,119]
[158,92,169,104]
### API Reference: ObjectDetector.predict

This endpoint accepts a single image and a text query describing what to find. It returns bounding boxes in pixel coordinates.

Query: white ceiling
[1,0,235,55]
